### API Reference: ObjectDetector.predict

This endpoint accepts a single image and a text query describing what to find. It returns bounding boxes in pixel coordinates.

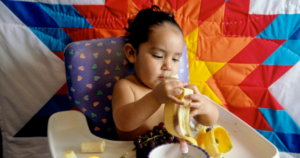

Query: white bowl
[148,143,210,158]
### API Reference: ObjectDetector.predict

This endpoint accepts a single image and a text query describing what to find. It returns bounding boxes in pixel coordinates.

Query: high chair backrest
[64,36,189,140]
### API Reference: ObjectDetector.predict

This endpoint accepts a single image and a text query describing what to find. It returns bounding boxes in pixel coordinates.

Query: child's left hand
[183,84,215,118]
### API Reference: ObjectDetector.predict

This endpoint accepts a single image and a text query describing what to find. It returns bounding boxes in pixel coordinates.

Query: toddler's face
[134,23,184,89]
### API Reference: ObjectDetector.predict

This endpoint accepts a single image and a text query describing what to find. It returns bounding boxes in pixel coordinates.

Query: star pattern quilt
[0,0,300,158]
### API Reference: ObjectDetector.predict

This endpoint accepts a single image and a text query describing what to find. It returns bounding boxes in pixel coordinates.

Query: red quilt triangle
[70,106,81,112]
[73,0,127,29]
[199,0,224,25]
[166,0,189,11]
[224,14,278,37]
[228,106,273,131]
[132,0,152,10]
[229,38,283,64]
[239,86,284,110]
[56,83,68,95]
[62,28,103,42]
[53,51,64,61]
[239,65,293,88]
[105,0,128,16]
[224,0,249,24]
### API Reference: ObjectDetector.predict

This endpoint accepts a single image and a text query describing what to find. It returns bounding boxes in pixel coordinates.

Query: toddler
[112,5,219,141]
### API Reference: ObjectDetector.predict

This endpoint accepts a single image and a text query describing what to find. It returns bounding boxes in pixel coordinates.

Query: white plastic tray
[48,104,279,158]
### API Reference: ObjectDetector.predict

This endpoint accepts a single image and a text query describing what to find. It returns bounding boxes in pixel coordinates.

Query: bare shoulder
[112,74,138,108]
[113,74,137,92]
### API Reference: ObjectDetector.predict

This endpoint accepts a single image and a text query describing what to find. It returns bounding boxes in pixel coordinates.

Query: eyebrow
[150,47,182,55]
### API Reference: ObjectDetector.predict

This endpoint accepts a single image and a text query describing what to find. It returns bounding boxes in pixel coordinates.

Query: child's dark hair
[125,5,182,52]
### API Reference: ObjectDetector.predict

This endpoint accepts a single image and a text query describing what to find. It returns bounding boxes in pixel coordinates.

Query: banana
[81,140,106,153]
[88,156,101,158]
[163,75,197,146]
[163,75,232,157]
[195,126,232,158]
[62,150,77,158]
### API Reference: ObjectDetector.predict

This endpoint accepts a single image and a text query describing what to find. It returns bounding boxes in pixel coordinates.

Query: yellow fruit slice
[88,156,101,158]
[214,126,233,153]
[164,75,197,146]
[194,126,206,148]
[203,128,221,158]
[62,150,77,158]
[200,126,232,158]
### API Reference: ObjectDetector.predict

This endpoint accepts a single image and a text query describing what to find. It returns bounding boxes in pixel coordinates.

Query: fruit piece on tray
[81,140,106,153]
[62,150,77,158]
[88,156,101,158]
[195,126,232,158]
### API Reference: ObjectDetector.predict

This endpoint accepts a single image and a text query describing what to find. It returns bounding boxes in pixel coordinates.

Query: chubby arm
[112,77,188,132]
[112,79,160,132]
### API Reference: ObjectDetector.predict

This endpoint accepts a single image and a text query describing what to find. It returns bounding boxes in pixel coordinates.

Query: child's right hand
[152,78,188,105]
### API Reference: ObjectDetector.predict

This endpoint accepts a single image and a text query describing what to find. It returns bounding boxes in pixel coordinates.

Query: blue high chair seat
[64,36,189,140]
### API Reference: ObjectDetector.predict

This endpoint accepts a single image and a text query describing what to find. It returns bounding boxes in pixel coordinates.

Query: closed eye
[153,55,163,59]
[172,58,179,62]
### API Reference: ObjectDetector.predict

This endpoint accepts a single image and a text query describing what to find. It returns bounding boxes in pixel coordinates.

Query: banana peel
[163,74,232,156]
[164,75,197,146]
[194,126,206,148]
[195,126,232,158]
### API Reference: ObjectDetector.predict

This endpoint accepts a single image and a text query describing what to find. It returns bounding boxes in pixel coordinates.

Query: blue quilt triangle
[259,108,300,134]
[256,129,289,152]
[276,132,300,153]
[38,3,93,28]
[283,40,300,57]
[262,45,300,65]
[289,26,300,40]
[2,0,58,27]
[257,14,300,39]
[29,27,73,52]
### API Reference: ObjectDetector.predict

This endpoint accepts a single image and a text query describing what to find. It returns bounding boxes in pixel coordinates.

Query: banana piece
[195,126,232,158]
[81,140,106,153]
[62,150,77,158]
[88,156,101,158]
[164,75,197,146]
[203,128,222,158]
[194,126,206,148]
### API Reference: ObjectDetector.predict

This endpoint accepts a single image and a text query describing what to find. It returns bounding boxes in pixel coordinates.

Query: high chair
[47,36,190,157]
[47,37,278,158]
[62,36,189,139]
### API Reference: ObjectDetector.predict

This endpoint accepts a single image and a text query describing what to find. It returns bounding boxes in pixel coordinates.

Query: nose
[162,58,172,71]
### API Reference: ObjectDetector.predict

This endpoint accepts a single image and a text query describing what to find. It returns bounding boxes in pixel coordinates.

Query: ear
[124,43,137,64]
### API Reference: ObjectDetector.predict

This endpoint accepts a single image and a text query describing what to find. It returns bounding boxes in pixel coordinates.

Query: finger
[183,84,201,94]
[169,88,184,96]
[169,96,185,105]
[175,124,189,154]
[180,138,188,154]
[189,102,201,108]
[185,94,202,102]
